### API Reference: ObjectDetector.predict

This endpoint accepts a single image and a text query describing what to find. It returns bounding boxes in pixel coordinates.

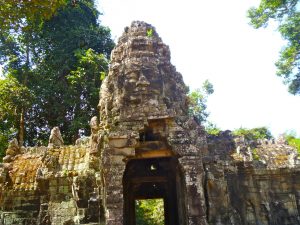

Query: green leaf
[247,0,300,95]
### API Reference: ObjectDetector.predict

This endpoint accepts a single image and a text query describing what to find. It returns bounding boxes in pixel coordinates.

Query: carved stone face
[98,21,188,122]
[122,66,162,105]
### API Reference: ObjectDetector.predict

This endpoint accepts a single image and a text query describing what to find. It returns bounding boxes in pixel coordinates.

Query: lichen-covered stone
[48,127,64,148]
[0,21,299,225]
[98,20,207,225]
[205,131,300,225]
[0,138,100,225]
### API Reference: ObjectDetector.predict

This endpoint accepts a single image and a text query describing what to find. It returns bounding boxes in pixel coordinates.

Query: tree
[0,77,33,158]
[248,0,300,95]
[25,0,114,144]
[0,15,38,146]
[0,0,114,147]
[0,0,67,31]
[0,0,68,146]
[188,80,214,124]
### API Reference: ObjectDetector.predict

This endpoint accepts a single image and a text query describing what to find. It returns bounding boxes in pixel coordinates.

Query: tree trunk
[19,108,25,147]
[18,41,30,147]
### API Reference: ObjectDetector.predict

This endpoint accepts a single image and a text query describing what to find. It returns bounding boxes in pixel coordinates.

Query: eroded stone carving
[205,131,300,225]
[48,127,64,148]
[89,116,99,154]
[3,138,20,163]
[0,21,299,225]
[98,21,207,225]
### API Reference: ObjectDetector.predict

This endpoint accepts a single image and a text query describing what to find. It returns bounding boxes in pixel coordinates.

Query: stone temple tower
[98,21,208,225]
[1,20,299,225]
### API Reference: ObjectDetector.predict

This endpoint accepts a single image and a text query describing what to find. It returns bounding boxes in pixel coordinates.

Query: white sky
[97,0,300,137]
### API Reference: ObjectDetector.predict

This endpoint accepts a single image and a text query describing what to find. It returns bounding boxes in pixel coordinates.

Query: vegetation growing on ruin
[248,0,300,95]
[147,28,154,37]
[233,127,273,141]
[205,122,221,136]
[285,133,300,155]
[252,148,260,160]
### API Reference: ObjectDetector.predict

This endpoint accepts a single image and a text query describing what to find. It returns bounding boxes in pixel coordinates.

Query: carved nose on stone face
[136,74,150,87]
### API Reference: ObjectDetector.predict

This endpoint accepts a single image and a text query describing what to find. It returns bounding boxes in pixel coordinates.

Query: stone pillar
[179,156,208,225]
[103,136,135,225]
[104,162,126,225]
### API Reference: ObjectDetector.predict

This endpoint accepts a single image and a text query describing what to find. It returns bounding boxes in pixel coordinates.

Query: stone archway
[123,157,187,225]
[99,21,208,225]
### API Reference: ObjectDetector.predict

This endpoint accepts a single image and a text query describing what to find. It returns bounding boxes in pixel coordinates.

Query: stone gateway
[98,21,207,225]
[0,21,299,225]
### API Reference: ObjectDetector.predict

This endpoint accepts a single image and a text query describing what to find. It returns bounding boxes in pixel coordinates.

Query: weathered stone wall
[0,21,300,225]
[205,131,300,225]
[0,138,102,225]
[98,21,208,225]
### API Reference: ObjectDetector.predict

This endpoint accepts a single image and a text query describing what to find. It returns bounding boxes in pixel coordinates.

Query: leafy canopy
[0,77,33,158]
[0,0,114,153]
[0,0,69,149]
[248,0,300,95]
[188,80,214,124]
[0,0,68,31]
[0,77,33,118]
[23,1,114,144]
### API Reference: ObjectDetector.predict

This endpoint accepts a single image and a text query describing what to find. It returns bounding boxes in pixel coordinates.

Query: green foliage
[205,122,221,136]
[248,0,300,95]
[0,0,68,31]
[0,77,33,159]
[202,79,214,95]
[147,29,153,37]
[67,49,108,85]
[284,132,300,155]
[233,127,273,141]
[188,80,214,124]
[135,199,164,225]
[0,77,33,117]
[0,0,114,146]
[24,1,113,145]
[0,127,18,162]
[252,148,260,160]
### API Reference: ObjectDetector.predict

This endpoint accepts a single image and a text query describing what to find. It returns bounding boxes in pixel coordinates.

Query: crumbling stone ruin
[98,20,207,225]
[205,131,300,225]
[0,21,300,225]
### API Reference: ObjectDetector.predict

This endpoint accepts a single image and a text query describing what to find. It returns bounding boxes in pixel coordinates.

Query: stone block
[108,138,128,148]
[110,155,125,165]
[111,147,135,156]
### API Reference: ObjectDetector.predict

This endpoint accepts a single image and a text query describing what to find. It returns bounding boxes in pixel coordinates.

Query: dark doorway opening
[123,157,186,225]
